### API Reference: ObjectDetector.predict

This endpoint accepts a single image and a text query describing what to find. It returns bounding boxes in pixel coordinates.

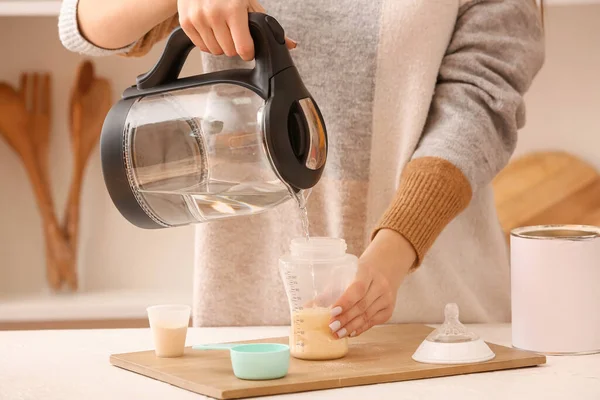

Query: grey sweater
[59,0,544,325]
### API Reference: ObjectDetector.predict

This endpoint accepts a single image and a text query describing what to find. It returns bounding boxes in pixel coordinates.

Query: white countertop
[1,324,599,399]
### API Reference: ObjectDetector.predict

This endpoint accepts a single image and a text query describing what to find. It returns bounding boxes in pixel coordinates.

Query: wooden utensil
[0,79,70,290]
[110,324,545,400]
[493,151,600,241]
[19,73,64,289]
[63,60,112,290]
[20,73,52,183]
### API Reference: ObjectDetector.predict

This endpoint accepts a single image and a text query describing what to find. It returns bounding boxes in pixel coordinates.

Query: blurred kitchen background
[0,0,598,329]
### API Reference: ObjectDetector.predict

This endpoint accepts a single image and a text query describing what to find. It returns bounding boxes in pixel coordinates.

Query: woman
[59,0,545,338]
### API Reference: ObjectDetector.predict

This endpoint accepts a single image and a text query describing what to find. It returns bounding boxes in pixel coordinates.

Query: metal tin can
[511,224,600,355]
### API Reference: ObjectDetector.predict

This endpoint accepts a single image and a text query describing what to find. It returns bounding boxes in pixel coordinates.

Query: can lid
[511,224,600,240]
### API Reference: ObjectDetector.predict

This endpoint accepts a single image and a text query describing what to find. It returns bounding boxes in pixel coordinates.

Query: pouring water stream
[291,189,318,304]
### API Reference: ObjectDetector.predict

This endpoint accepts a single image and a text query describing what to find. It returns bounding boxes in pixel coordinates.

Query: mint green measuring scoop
[193,343,290,380]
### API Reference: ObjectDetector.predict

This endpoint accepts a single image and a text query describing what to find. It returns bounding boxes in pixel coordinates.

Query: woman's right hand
[177,0,297,61]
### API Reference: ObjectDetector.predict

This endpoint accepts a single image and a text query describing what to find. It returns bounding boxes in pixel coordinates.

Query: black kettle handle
[135,12,294,95]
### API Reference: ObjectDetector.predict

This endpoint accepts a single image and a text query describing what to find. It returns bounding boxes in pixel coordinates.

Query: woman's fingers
[285,37,298,50]
[330,269,372,319]
[180,18,209,52]
[195,14,224,55]
[340,296,391,338]
[328,261,400,339]
[213,21,237,57]
[179,0,295,60]
[329,282,383,339]
[329,280,390,338]
[327,268,372,333]
[227,7,254,61]
[350,307,393,338]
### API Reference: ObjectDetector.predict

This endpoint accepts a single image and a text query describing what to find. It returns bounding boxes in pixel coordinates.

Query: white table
[1,324,599,399]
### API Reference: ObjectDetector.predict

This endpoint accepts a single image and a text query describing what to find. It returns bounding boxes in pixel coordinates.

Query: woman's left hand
[328,229,416,339]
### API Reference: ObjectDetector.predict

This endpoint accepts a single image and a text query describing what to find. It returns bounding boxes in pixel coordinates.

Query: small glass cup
[147,304,191,358]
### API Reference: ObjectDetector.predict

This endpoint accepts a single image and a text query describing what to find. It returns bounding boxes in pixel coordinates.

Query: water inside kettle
[137,179,292,222]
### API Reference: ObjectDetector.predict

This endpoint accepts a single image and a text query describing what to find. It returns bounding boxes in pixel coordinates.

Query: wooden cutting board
[110,324,545,399]
[493,151,600,241]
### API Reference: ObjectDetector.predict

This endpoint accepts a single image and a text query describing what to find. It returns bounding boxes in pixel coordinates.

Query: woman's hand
[328,229,416,339]
[177,0,297,61]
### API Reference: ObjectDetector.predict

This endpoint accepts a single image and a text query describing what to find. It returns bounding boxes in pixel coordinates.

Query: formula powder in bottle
[290,307,348,360]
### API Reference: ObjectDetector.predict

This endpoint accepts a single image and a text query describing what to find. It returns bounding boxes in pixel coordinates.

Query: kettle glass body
[125,83,295,226]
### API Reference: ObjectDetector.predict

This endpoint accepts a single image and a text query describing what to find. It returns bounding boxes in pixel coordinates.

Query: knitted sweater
[59,0,544,325]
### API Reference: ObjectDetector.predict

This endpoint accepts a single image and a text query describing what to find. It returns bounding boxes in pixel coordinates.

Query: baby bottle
[279,237,358,360]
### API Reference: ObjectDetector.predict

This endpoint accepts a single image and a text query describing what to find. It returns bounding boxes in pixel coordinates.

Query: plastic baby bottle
[279,237,358,360]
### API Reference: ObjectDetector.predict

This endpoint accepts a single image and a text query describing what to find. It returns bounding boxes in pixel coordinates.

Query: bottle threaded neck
[290,237,347,259]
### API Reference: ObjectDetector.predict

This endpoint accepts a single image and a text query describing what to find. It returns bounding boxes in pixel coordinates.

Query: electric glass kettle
[100,13,327,229]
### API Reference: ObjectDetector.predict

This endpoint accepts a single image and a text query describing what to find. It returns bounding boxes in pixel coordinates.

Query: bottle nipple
[425,303,479,343]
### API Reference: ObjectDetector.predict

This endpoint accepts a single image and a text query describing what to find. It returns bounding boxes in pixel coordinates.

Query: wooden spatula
[63,60,112,290]
[0,79,70,290]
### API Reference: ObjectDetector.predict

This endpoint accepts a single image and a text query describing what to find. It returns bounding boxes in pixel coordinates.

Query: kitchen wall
[515,4,600,167]
[0,4,598,296]
[0,17,204,296]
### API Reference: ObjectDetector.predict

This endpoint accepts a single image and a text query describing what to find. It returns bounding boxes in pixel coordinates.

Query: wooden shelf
[0,1,61,16]
[0,289,192,323]
[0,0,598,17]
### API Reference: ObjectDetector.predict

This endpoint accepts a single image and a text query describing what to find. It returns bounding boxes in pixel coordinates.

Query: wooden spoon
[63,60,112,290]
[0,80,69,290]
[20,73,51,184]
[19,73,65,288]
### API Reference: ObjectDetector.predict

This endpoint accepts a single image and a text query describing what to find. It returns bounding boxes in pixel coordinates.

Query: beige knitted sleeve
[373,0,545,267]
[119,15,181,58]
[374,158,472,268]
[57,0,179,57]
